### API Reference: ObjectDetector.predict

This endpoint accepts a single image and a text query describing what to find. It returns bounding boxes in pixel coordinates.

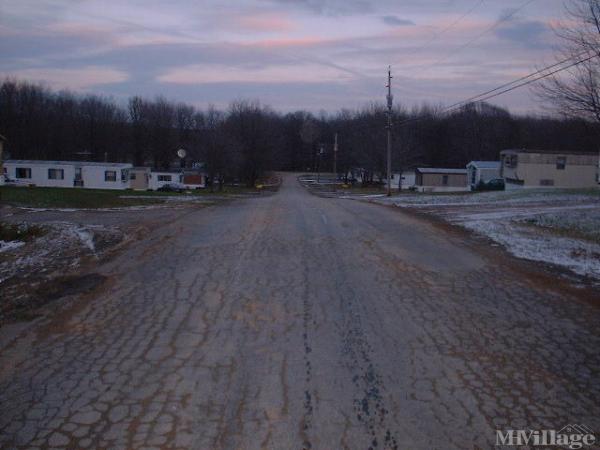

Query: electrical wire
[392,0,485,66]
[417,0,538,69]
[396,52,598,126]
[441,50,591,111]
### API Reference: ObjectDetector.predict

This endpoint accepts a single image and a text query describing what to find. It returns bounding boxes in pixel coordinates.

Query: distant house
[182,167,207,189]
[415,168,468,192]
[500,149,599,188]
[129,167,151,190]
[466,161,501,190]
[384,170,416,190]
[148,170,183,190]
[3,160,132,190]
[398,170,416,189]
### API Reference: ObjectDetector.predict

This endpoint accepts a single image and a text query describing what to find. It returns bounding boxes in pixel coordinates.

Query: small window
[48,168,64,180]
[540,179,555,186]
[130,173,137,180]
[505,155,518,168]
[556,156,566,170]
[105,170,117,182]
[16,167,31,178]
[158,175,172,182]
[442,175,449,185]
[121,170,128,182]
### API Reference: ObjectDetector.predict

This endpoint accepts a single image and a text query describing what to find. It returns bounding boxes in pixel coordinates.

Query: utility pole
[333,133,338,189]
[386,66,393,197]
[317,143,324,184]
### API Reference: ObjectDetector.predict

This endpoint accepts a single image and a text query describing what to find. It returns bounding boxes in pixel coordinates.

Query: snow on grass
[0,222,122,285]
[72,228,95,252]
[369,188,600,208]
[0,240,25,253]
[517,208,600,243]
[457,217,600,280]
[366,187,600,281]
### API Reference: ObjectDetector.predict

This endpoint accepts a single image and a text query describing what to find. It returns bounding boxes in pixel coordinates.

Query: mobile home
[129,167,151,190]
[3,160,132,190]
[500,149,599,189]
[148,170,183,190]
[467,161,501,190]
[415,168,468,192]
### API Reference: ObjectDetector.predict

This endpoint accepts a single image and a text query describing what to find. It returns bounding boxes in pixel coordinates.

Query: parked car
[484,178,505,191]
[157,183,186,193]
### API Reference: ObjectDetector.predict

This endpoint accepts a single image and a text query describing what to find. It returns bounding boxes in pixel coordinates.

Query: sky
[0,0,568,114]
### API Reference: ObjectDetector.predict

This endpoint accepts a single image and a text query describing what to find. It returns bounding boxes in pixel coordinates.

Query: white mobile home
[382,171,416,190]
[148,170,183,190]
[466,161,501,190]
[3,160,132,190]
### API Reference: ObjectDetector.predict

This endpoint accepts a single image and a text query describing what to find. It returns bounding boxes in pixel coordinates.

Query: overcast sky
[0,0,567,113]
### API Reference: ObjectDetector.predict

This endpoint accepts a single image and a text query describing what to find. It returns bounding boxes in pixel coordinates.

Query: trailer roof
[416,168,467,174]
[4,160,132,167]
[467,161,501,169]
[500,149,597,156]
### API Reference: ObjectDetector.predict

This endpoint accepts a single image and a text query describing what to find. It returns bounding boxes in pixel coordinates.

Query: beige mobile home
[414,168,468,192]
[129,167,151,190]
[500,149,599,189]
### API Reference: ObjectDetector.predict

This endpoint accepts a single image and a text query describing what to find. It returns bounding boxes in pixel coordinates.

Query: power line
[443,53,596,113]
[442,50,591,111]
[392,0,485,66]
[417,0,538,70]
[397,52,598,126]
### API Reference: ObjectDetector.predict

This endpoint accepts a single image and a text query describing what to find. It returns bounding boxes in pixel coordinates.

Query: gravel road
[1,173,599,449]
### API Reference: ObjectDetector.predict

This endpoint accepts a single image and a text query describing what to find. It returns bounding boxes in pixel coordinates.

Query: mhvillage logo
[496,424,596,449]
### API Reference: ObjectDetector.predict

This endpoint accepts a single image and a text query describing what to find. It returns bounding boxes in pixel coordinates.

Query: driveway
[1,173,598,449]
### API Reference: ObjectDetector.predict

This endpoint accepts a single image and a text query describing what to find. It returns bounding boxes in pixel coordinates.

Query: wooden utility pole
[386,66,393,197]
[333,133,338,185]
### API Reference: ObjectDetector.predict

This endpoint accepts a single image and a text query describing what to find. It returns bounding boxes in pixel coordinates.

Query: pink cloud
[234,12,295,32]
[250,36,333,49]
[0,66,129,91]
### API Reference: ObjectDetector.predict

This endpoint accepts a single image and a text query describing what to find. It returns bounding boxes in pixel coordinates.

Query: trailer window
[105,170,117,182]
[16,167,31,178]
[48,168,64,180]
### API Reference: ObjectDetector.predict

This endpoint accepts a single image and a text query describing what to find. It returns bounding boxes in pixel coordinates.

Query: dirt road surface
[1,173,599,449]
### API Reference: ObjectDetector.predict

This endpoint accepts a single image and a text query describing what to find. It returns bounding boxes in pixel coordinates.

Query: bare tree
[535,0,600,122]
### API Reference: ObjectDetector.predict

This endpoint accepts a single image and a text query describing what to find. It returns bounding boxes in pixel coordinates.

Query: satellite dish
[177,148,187,159]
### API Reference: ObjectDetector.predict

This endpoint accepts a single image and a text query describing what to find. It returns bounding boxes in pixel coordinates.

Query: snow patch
[366,188,600,281]
[73,228,95,252]
[0,240,25,253]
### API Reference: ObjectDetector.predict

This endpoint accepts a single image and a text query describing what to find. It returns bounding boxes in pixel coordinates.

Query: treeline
[1,78,598,186]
